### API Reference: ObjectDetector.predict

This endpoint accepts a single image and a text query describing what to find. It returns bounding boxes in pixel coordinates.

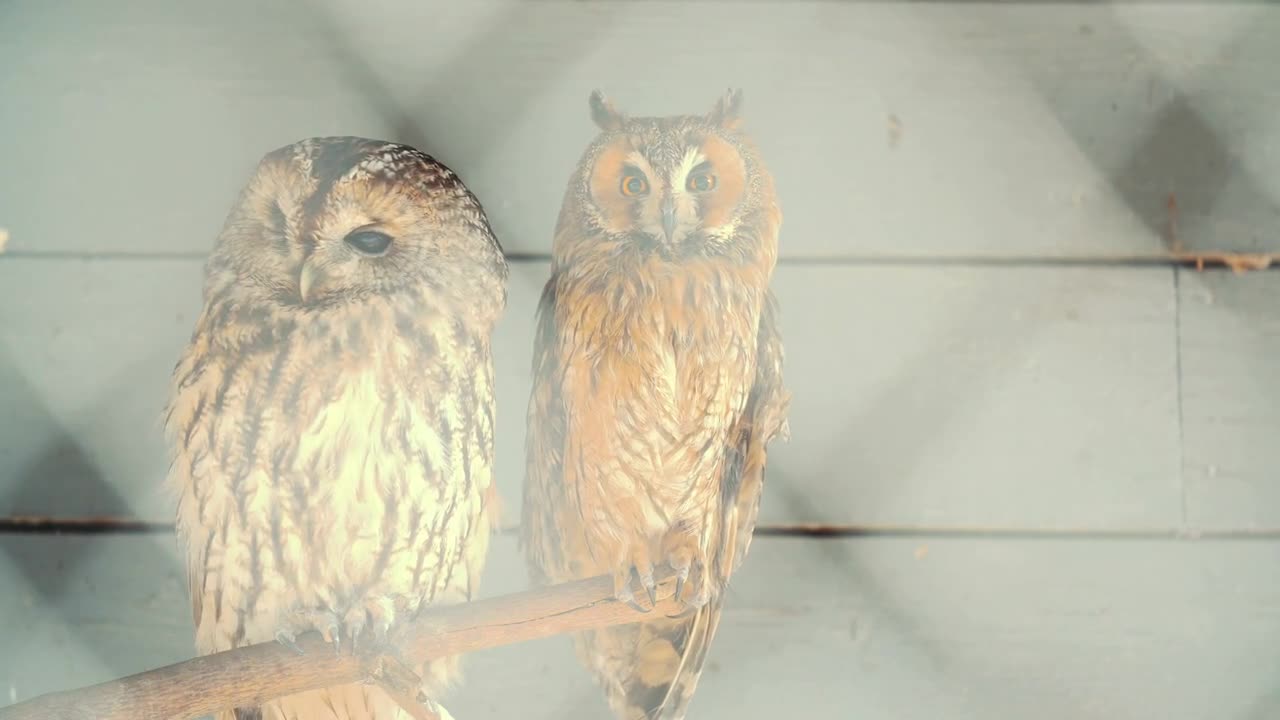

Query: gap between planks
[3,516,1280,541]
[3,250,1280,271]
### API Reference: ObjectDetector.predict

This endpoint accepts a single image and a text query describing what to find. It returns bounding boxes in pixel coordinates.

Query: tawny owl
[522,90,790,719]
[164,136,508,720]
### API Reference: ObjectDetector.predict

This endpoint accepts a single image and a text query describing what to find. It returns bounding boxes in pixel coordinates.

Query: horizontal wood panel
[1179,269,1280,530]
[0,258,1182,529]
[2,533,1279,719]
[766,262,1181,529]
[1,1,1276,258]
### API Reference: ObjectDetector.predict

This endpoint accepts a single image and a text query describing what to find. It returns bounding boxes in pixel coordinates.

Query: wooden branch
[0,572,680,720]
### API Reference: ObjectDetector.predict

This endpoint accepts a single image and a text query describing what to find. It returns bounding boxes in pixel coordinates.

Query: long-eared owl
[522,90,791,719]
[163,136,508,720]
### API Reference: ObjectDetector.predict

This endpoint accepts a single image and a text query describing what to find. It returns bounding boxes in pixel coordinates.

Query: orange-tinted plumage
[164,137,507,720]
[523,91,790,719]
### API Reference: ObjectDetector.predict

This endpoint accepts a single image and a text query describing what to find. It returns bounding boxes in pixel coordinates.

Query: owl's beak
[298,259,322,303]
[660,196,677,244]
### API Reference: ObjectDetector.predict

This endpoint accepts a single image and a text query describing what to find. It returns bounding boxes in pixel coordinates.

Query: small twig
[372,656,441,720]
[0,571,679,720]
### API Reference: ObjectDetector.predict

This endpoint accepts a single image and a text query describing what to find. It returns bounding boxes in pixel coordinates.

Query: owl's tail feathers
[587,598,723,720]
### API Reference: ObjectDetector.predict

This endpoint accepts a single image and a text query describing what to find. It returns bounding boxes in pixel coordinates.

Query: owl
[163,136,508,720]
[522,90,790,719]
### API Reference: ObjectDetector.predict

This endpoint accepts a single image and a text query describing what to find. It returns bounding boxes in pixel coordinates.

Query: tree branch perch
[0,572,680,720]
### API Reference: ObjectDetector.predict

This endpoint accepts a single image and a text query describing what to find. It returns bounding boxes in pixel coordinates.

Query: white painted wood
[1179,269,1280,531]
[0,258,1182,529]
[764,263,1181,530]
[1,1,1275,258]
[2,534,1279,719]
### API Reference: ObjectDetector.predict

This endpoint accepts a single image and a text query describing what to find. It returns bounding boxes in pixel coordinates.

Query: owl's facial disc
[615,158,689,246]
[297,257,321,303]
[288,174,416,305]
[589,135,746,259]
[295,223,399,304]
[344,229,394,256]
[649,147,719,248]
[658,155,717,251]
[224,137,505,314]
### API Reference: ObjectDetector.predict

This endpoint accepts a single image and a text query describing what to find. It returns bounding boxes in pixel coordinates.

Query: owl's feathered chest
[166,299,493,557]
[552,264,763,502]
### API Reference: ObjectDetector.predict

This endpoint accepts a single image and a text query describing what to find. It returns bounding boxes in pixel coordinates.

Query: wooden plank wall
[2,1,1279,718]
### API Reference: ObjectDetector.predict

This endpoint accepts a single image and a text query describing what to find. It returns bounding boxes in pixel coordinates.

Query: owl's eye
[344,230,393,256]
[686,172,717,193]
[620,173,649,197]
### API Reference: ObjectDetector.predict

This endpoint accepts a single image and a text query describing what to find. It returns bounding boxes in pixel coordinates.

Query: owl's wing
[520,275,568,585]
[716,288,791,583]
[625,289,790,720]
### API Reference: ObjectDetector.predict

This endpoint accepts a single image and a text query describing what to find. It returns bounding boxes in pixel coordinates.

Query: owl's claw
[275,606,344,656]
[614,561,657,613]
[639,568,657,606]
[668,562,703,617]
[316,617,342,656]
[342,596,398,655]
[274,629,305,655]
[663,528,712,613]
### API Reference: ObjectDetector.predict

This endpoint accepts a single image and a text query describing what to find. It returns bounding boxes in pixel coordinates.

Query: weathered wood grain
[0,258,1183,529]
[2,533,1279,719]
[0,1,1275,258]
[1179,269,1280,530]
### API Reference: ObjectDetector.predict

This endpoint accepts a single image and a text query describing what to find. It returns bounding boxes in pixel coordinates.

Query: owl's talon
[274,630,304,656]
[317,619,342,656]
[347,620,380,656]
[274,606,345,655]
[641,571,657,606]
[662,528,711,611]
[342,595,400,655]
[614,566,654,613]
[627,565,656,612]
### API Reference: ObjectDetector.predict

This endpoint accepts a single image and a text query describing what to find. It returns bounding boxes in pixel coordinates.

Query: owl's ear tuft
[589,90,626,131]
[708,88,744,130]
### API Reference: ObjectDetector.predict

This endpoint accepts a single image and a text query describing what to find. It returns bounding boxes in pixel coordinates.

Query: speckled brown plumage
[164,136,508,720]
[522,91,790,720]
